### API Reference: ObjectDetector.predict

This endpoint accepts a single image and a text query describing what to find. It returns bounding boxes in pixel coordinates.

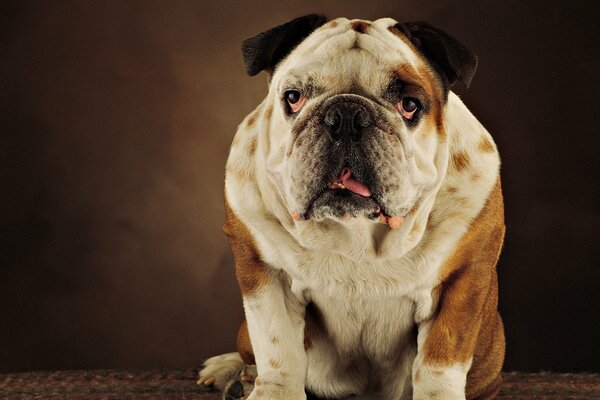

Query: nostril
[324,109,342,140]
[324,109,341,128]
[353,109,371,129]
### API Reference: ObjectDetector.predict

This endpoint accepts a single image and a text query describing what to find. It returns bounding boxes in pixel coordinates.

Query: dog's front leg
[225,203,307,400]
[411,183,505,400]
[242,274,307,400]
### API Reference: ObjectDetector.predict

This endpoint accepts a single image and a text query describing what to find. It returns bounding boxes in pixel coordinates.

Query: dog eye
[286,90,301,103]
[396,97,420,120]
[285,90,306,113]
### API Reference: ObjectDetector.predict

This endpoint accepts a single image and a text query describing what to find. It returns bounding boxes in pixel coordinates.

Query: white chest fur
[308,283,419,357]
[294,253,425,399]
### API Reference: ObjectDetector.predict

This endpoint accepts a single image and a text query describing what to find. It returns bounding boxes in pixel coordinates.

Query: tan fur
[478,137,496,153]
[247,137,258,155]
[247,114,257,128]
[351,20,370,34]
[394,62,445,133]
[223,199,270,297]
[264,105,273,120]
[423,180,505,399]
[451,151,471,172]
[388,25,418,49]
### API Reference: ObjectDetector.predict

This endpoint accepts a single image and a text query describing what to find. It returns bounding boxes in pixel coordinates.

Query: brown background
[1,0,599,374]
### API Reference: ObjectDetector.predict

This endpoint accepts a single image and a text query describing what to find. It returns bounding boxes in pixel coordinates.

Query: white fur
[411,321,473,400]
[242,274,307,399]
[211,18,500,400]
[413,359,473,400]
[198,352,244,389]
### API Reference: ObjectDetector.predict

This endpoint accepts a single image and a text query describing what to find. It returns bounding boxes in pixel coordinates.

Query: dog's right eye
[285,90,306,113]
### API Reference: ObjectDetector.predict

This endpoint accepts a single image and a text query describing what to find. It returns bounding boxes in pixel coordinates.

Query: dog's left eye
[396,97,420,120]
[285,90,306,113]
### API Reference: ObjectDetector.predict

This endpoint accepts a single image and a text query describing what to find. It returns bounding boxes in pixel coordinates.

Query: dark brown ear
[394,22,478,88]
[242,14,328,76]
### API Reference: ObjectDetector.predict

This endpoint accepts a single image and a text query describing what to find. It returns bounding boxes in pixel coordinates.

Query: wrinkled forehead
[274,17,426,91]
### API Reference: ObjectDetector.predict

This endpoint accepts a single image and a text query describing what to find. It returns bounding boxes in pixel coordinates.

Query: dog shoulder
[435,92,505,280]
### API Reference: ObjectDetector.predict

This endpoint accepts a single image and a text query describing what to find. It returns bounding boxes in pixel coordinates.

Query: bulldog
[198,15,505,400]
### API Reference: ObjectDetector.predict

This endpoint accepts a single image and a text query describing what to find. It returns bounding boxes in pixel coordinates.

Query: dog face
[243,16,477,226]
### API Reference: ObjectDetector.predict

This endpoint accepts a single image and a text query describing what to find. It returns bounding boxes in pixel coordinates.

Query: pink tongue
[340,168,372,197]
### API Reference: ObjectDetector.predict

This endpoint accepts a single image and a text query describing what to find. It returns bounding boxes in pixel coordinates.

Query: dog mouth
[329,167,372,197]
[292,167,405,229]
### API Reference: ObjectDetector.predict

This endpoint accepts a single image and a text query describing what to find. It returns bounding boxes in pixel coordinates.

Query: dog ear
[242,14,328,76]
[394,22,478,88]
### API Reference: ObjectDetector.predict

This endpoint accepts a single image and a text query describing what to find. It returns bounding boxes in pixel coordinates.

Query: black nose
[323,102,372,142]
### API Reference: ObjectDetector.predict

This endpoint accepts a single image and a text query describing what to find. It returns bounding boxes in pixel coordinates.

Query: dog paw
[221,365,257,399]
[197,352,245,390]
[245,382,307,400]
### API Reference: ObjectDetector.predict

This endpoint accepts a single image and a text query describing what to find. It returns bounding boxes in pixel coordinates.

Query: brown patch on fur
[422,179,505,399]
[264,105,273,120]
[388,26,416,49]
[471,173,481,182]
[390,24,448,132]
[236,319,255,365]
[470,373,502,400]
[446,186,458,194]
[247,114,257,128]
[223,198,270,296]
[248,137,257,155]
[467,316,504,400]
[268,359,281,369]
[394,63,421,85]
[326,20,338,28]
[271,336,281,345]
[452,151,471,172]
[304,302,324,350]
[394,62,445,133]
[351,20,370,34]
[279,370,289,379]
[437,124,447,140]
[478,137,495,153]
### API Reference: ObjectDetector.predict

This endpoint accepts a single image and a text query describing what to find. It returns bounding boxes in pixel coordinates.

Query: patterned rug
[0,369,598,399]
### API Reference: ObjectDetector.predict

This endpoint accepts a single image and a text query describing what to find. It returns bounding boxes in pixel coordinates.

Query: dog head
[240,15,477,228]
